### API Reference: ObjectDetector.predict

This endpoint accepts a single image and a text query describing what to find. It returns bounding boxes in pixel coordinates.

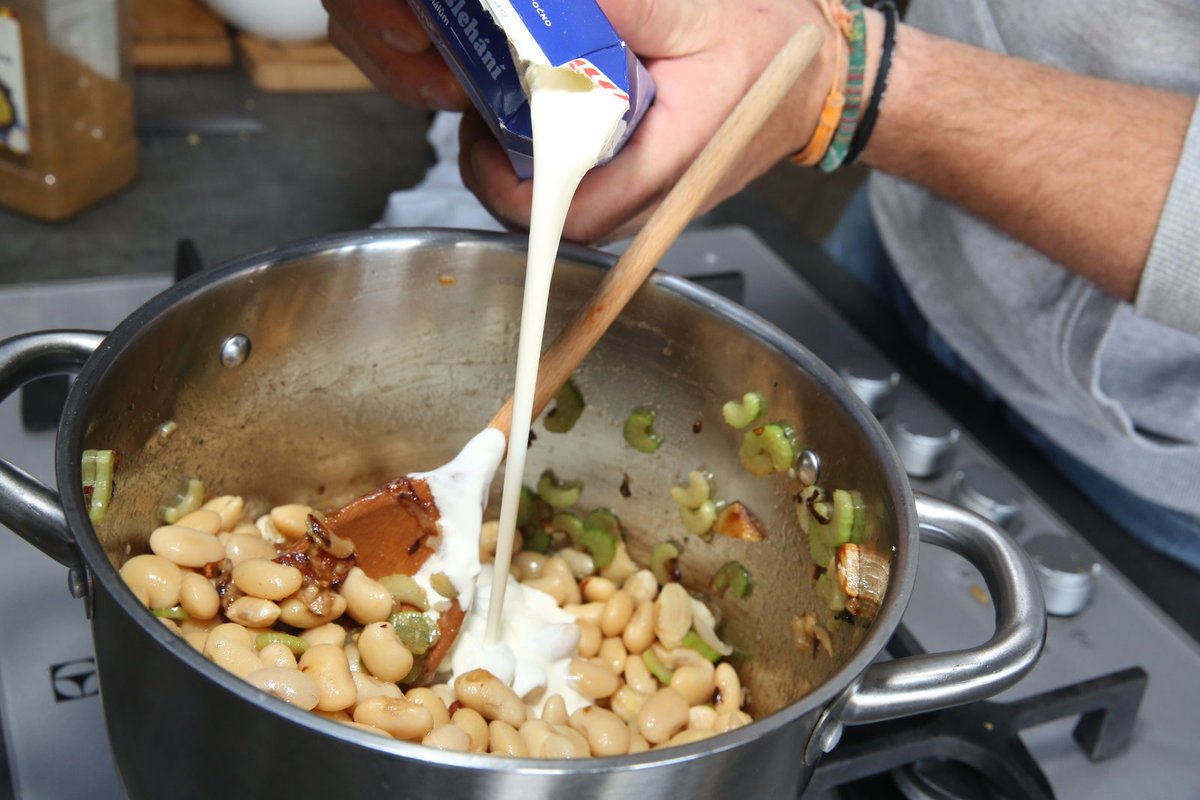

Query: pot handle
[805,492,1046,761]
[0,331,107,569]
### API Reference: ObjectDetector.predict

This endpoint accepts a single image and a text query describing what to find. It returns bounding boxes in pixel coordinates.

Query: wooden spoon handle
[489,24,825,435]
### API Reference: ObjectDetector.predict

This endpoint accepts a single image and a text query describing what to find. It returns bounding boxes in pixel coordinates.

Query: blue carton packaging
[406,0,655,179]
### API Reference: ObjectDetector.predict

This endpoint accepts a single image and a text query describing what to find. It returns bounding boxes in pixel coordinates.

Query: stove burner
[807,625,1148,799]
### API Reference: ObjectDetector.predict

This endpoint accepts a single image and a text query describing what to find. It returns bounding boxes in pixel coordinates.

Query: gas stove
[0,225,1196,799]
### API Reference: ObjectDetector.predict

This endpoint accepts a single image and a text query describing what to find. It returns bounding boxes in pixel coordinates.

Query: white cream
[450,565,590,713]
[410,427,507,618]
[485,64,629,643]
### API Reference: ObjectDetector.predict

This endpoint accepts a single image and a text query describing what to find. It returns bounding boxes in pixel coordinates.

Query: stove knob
[1023,532,1101,616]
[890,420,960,478]
[839,366,901,417]
[950,463,1025,530]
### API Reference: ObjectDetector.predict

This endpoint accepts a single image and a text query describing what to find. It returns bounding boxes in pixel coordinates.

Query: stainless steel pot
[0,230,1044,799]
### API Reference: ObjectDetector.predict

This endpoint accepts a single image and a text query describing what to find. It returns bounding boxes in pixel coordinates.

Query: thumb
[595,0,719,57]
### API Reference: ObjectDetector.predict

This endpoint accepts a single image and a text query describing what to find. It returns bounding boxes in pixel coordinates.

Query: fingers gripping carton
[406,0,655,178]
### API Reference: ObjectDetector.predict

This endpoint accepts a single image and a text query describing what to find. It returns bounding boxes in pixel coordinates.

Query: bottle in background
[0,0,138,221]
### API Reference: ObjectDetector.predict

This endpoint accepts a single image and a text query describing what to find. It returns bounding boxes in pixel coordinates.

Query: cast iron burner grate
[806,624,1148,799]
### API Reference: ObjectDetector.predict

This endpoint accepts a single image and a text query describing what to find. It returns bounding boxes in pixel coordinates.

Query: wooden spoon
[324,24,826,677]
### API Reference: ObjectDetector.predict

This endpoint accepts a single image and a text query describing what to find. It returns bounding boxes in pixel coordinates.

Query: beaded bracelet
[818,0,867,172]
[789,0,848,167]
[845,0,897,165]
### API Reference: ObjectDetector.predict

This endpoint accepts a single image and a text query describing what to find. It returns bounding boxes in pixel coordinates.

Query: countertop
[0,68,1195,644]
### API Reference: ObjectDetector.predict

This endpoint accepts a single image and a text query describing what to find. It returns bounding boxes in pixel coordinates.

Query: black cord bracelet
[845,0,898,166]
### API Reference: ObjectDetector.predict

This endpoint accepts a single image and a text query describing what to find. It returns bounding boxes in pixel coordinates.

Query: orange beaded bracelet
[790,0,849,167]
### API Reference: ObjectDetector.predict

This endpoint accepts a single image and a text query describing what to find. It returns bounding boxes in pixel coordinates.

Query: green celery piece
[642,648,674,684]
[623,406,663,453]
[711,560,753,599]
[821,489,864,548]
[650,540,682,585]
[580,526,616,568]
[670,469,713,509]
[87,449,116,524]
[722,392,766,429]
[523,527,552,553]
[816,572,848,613]
[389,611,436,656]
[681,630,721,662]
[738,422,797,476]
[544,380,585,433]
[516,485,536,527]
[255,631,309,655]
[550,511,584,546]
[151,605,188,621]
[536,470,583,509]
[679,500,717,537]
[583,508,620,537]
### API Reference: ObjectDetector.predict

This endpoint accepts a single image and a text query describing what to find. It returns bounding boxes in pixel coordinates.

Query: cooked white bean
[423,723,471,752]
[637,688,689,745]
[183,631,208,652]
[258,642,299,670]
[479,520,501,563]
[609,685,649,723]
[562,602,605,626]
[120,554,182,608]
[278,592,347,629]
[224,533,278,567]
[553,724,591,757]
[511,551,548,581]
[557,547,595,580]
[352,696,434,740]
[519,719,553,754]
[565,658,619,700]
[576,620,602,658]
[622,570,659,604]
[352,671,403,704]
[175,509,222,536]
[627,728,650,754]
[670,662,716,707]
[666,728,713,747]
[488,720,529,756]
[452,707,489,752]
[299,643,357,712]
[714,662,743,714]
[269,504,313,539]
[570,706,629,756]
[357,622,414,683]
[232,558,303,601]
[713,709,753,733]
[406,687,451,728]
[428,683,457,708]
[301,622,347,649]
[688,705,717,731]
[623,648,659,695]
[541,694,569,726]
[340,567,394,625]
[580,576,617,603]
[149,524,225,568]
[622,599,656,654]
[246,666,320,710]
[653,583,693,648]
[600,590,636,638]
[225,596,281,628]
[178,572,219,619]
[455,669,526,728]
[201,495,245,531]
[203,623,264,679]
[598,637,627,675]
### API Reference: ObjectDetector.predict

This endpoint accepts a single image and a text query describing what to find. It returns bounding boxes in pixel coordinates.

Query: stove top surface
[0,226,1196,799]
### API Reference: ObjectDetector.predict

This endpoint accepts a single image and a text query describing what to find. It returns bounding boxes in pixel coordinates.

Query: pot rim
[57,227,918,770]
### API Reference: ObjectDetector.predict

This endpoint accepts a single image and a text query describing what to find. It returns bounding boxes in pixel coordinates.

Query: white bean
[149,524,225,568]
[246,667,320,710]
[340,567,394,625]
[299,643,357,712]
[454,669,526,728]
[357,622,414,683]
[119,554,182,608]
[178,572,219,620]
[232,558,303,601]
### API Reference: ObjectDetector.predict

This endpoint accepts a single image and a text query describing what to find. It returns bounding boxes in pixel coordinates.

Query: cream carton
[406,0,655,178]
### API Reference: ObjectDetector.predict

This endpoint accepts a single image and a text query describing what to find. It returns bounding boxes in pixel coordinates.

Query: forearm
[859,22,1196,302]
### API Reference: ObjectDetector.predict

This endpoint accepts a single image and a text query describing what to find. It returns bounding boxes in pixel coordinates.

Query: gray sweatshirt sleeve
[1135,98,1200,337]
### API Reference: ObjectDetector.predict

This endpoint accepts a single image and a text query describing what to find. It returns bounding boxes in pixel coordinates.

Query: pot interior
[76,230,910,720]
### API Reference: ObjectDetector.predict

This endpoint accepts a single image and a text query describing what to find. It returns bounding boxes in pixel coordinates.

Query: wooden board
[237,34,374,93]
[131,0,234,70]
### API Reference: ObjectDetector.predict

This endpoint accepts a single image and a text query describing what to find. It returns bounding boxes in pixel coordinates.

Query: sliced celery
[579,526,616,568]
[550,511,584,547]
[544,380,585,433]
[84,449,117,524]
[523,527,552,553]
[722,391,766,429]
[536,470,583,509]
[642,648,674,685]
[738,422,797,476]
[650,540,682,585]
[679,500,717,537]
[816,572,848,613]
[670,469,713,509]
[160,477,204,524]
[623,406,663,453]
[389,610,436,656]
[516,485,536,527]
[255,631,309,655]
[711,560,753,599]
[151,605,188,621]
[583,508,620,538]
[820,489,865,548]
[681,630,722,662]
